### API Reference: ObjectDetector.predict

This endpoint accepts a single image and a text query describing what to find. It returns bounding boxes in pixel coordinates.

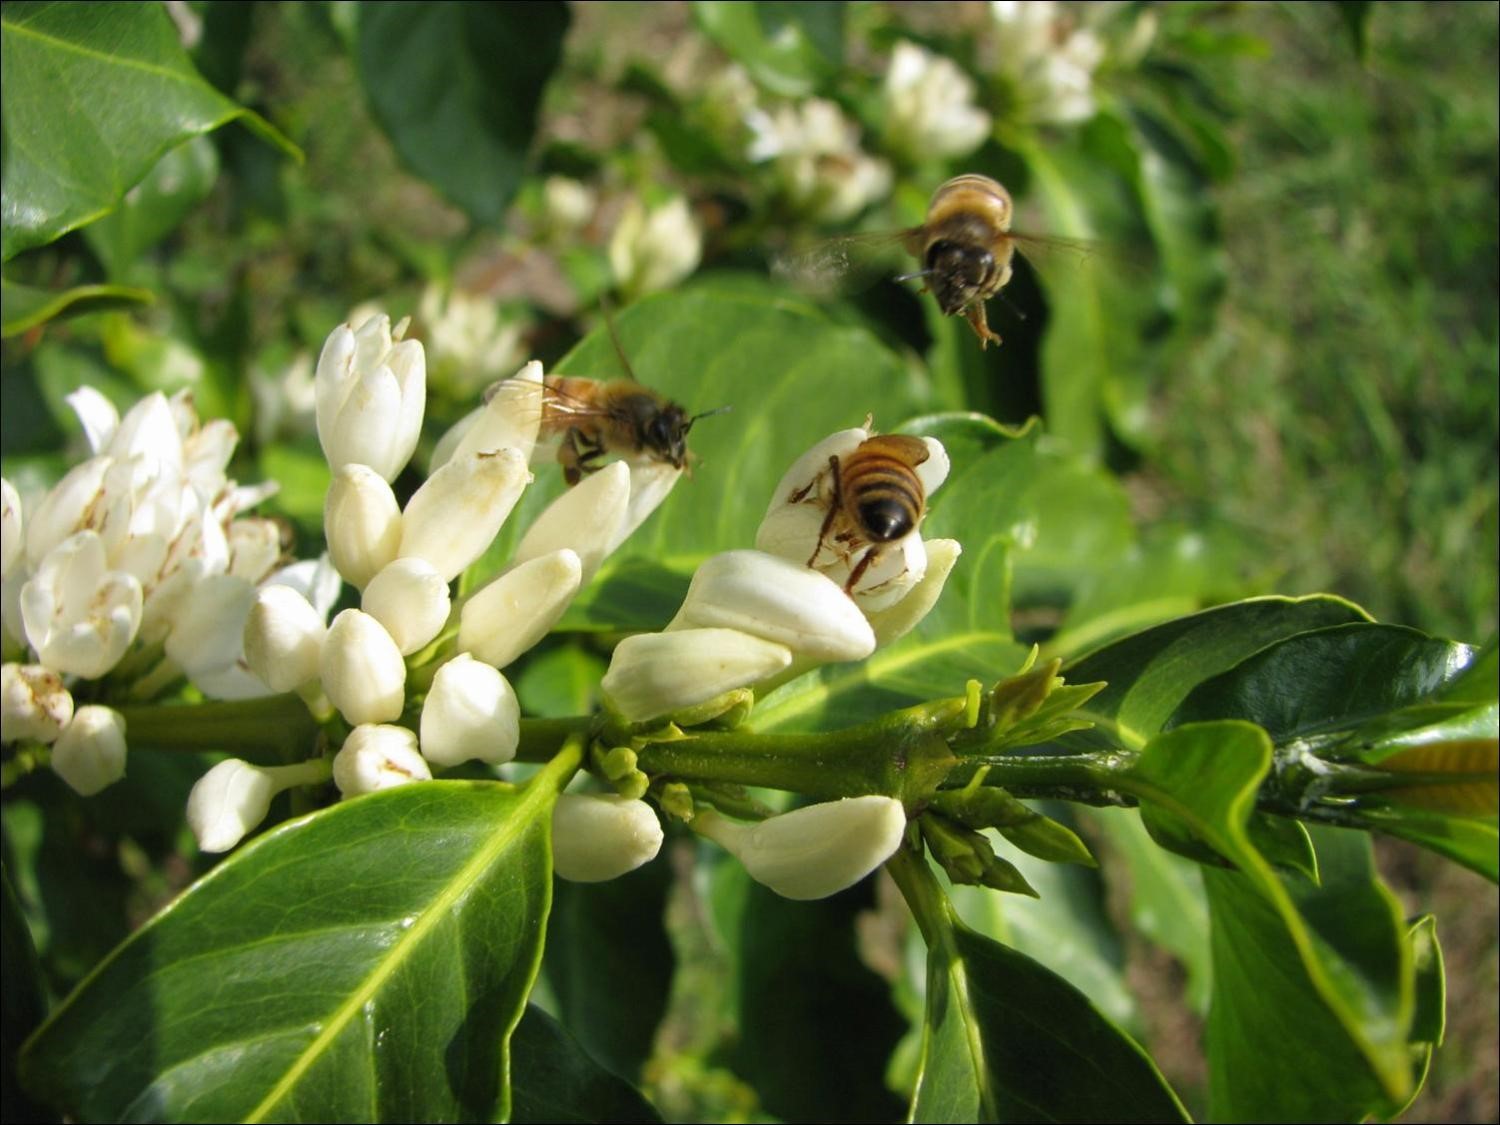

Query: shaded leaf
[0,278,153,338]
[509,1006,662,1124]
[0,2,295,261]
[82,136,220,279]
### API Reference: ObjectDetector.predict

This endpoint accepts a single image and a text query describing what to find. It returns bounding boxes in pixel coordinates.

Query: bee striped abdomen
[840,436,929,542]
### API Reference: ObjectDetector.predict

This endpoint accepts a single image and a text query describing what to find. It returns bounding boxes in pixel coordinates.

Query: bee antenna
[893,268,934,283]
[687,405,733,430]
[996,290,1028,323]
[599,295,640,380]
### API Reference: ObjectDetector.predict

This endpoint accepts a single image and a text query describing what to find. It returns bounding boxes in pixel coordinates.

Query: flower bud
[458,549,582,670]
[325,464,403,589]
[243,585,327,692]
[315,315,426,482]
[670,550,875,662]
[611,461,683,555]
[2,662,74,744]
[419,653,519,767]
[321,609,407,725]
[601,627,792,724]
[608,196,702,299]
[187,758,277,852]
[362,558,451,655]
[398,449,530,582]
[552,793,664,882]
[50,705,127,796]
[512,460,629,585]
[451,360,544,465]
[21,531,143,679]
[1,477,22,575]
[333,723,431,797]
[696,796,907,900]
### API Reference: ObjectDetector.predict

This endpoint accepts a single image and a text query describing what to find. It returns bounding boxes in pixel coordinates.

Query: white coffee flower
[991,0,1104,126]
[883,40,992,161]
[315,313,426,482]
[186,757,327,852]
[1,662,73,744]
[419,653,519,767]
[23,456,111,569]
[226,518,283,583]
[418,283,527,398]
[164,573,258,686]
[1,477,22,576]
[397,448,530,582]
[695,796,907,900]
[243,585,328,693]
[333,723,431,797]
[541,176,597,235]
[601,628,792,725]
[609,196,703,299]
[458,549,582,671]
[448,360,545,467]
[552,793,664,882]
[325,464,403,590]
[511,460,630,586]
[321,609,407,725]
[748,99,892,223]
[50,705,128,796]
[362,557,451,656]
[20,531,143,679]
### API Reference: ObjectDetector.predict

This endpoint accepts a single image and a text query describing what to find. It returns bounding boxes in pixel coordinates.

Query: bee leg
[843,544,882,595]
[558,429,586,486]
[963,302,1003,349]
[807,455,843,569]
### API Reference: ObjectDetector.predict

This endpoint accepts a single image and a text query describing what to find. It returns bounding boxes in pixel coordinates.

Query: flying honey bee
[778,173,1088,349]
[788,432,932,593]
[484,314,728,485]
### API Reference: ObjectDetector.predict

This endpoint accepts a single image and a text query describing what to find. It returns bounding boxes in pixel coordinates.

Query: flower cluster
[1,386,310,794]
[990,0,1106,126]
[882,40,994,163]
[609,195,704,301]
[746,97,894,224]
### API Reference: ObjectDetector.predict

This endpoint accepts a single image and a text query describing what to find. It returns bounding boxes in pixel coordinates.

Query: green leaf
[82,135,219,279]
[355,2,569,227]
[1120,724,1418,1119]
[543,860,674,1081]
[911,917,1188,1122]
[20,766,574,1123]
[0,2,296,261]
[1,865,51,1124]
[1063,595,1372,751]
[509,1006,663,1124]
[691,2,842,97]
[0,278,153,338]
[513,642,609,719]
[258,442,333,531]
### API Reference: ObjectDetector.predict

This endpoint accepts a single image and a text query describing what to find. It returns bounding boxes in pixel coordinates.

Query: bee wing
[772,228,923,297]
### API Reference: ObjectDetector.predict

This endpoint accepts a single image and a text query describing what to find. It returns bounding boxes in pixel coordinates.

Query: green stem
[886,839,954,950]
[113,694,320,763]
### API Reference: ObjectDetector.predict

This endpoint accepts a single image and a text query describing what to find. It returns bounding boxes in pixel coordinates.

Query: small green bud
[659,781,695,822]
[920,812,1038,897]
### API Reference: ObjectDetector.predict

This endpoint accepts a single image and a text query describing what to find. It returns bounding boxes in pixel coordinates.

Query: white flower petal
[243,585,327,693]
[868,538,962,646]
[333,723,430,796]
[362,557,451,655]
[458,549,582,670]
[552,794,664,882]
[325,464,403,590]
[1,662,74,744]
[454,360,545,465]
[51,705,128,796]
[186,758,277,852]
[419,653,519,767]
[511,459,630,586]
[601,627,792,724]
[65,386,120,455]
[398,449,531,582]
[321,609,407,725]
[1,478,22,576]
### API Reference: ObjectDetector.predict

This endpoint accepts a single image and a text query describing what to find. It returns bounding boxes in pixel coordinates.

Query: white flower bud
[398,449,530,582]
[542,176,596,233]
[552,793,664,882]
[321,609,407,725]
[2,663,74,744]
[419,654,519,767]
[333,723,431,796]
[867,538,962,647]
[325,464,403,589]
[697,796,907,900]
[243,585,327,692]
[361,558,451,656]
[512,460,629,586]
[452,360,545,465]
[601,627,792,724]
[50,705,127,796]
[164,574,257,683]
[1,477,22,576]
[315,315,426,482]
[609,196,703,299]
[21,531,143,679]
[25,455,110,568]
[458,549,582,670]
[186,757,328,852]
[670,550,875,662]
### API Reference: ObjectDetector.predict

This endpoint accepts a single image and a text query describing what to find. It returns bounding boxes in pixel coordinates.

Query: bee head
[926,240,996,315]
[641,403,691,469]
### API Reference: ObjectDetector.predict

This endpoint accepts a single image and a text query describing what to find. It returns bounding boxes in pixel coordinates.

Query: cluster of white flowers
[417,283,528,399]
[990,0,1105,126]
[609,196,704,300]
[190,312,682,864]
[882,40,994,163]
[597,423,961,899]
[1,385,319,795]
[746,98,894,223]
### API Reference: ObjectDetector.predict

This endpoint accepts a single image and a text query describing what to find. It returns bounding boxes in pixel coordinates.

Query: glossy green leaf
[691,2,842,97]
[1061,595,1371,751]
[1121,724,1417,1120]
[911,914,1188,1123]
[509,1006,663,1124]
[355,2,568,227]
[20,765,574,1123]
[543,860,674,1081]
[0,278,153,338]
[0,2,296,261]
[82,136,220,279]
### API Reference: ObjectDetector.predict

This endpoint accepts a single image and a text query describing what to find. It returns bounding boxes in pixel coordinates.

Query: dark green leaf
[0,278,153,338]
[21,771,570,1123]
[911,919,1188,1122]
[355,2,568,227]
[544,861,674,1081]
[2,865,53,1124]
[509,1006,662,1124]
[691,2,841,97]
[0,2,296,261]
[82,136,220,279]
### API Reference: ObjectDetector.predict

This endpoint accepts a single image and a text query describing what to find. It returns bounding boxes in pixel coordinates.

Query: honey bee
[778,173,1085,348]
[789,432,931,593]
